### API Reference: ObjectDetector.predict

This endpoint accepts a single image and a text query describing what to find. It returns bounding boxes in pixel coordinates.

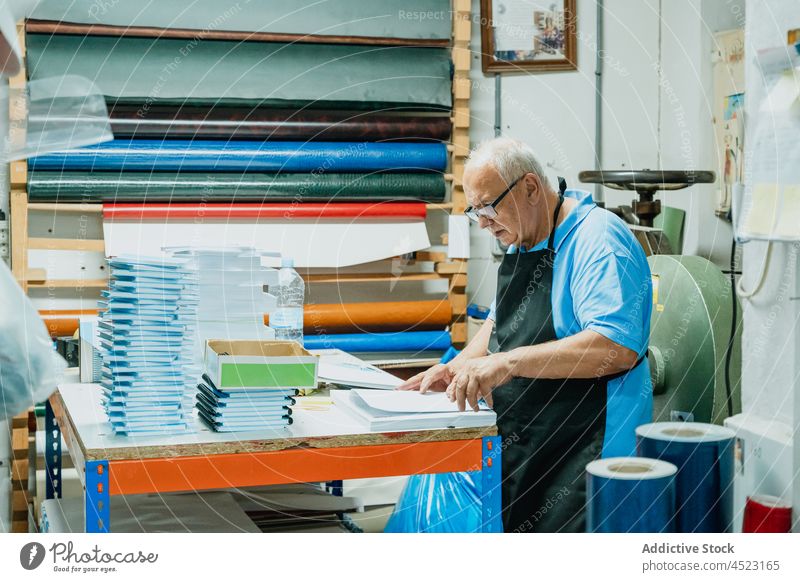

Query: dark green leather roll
[30,0,452,41]
[26,34,452,108]
[28,172,447,203]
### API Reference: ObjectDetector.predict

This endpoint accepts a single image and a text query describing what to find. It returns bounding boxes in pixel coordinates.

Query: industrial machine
[579,169,716,255]
[647,255,741,424]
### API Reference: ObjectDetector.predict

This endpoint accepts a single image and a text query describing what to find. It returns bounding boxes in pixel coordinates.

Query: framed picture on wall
[481,0,577,73]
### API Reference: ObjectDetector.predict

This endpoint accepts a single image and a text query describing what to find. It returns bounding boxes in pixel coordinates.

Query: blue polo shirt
[488,189,653,457]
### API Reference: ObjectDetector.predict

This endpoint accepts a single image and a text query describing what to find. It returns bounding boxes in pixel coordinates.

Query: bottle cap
[281,257,295,268]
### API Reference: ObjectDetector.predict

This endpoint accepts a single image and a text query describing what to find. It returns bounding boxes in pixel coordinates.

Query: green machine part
[647,255,742,424]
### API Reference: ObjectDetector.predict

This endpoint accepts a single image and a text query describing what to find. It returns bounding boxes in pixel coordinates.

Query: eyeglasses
[464,175,524,222]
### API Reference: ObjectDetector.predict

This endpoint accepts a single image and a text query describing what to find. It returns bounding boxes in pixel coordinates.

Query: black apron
[488,180,636,533]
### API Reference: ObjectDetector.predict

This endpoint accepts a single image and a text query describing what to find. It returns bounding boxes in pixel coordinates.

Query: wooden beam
[450,293,468,316]
[12,427,28,459]
[305,272,443,284]
[426,202,454,211]
[414,250,448,262]
[450,274,468,292]
[451,321,468,345]
[10,189,28,288]
[27,237,105,252]
[454,77,471,100]
[28,203,104,213]
[26,279,109,288]
[435,261,468,275]
[11,412,28,429]
[11,458,28,489]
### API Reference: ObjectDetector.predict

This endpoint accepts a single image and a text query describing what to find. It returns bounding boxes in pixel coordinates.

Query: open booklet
[315,349,403,390]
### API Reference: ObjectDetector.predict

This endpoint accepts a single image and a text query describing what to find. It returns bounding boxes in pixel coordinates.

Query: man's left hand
[446,353,513,412]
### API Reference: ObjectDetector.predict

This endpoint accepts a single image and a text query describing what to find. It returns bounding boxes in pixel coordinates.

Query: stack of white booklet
[168,247,277,350]
[332,389,496,431]
[99,256,198,435]
[196,374,296,432]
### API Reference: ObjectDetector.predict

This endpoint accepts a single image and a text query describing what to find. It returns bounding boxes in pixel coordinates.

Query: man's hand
[446,354,513,412]
[396,363,456,394]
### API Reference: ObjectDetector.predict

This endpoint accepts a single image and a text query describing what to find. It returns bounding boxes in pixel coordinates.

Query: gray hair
[464,137,550,188]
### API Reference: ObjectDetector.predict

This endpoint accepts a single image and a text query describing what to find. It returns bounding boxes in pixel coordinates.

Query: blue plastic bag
[384,471,482,533]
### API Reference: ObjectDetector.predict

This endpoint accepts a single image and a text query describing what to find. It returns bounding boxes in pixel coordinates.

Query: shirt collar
[507,189,596,254]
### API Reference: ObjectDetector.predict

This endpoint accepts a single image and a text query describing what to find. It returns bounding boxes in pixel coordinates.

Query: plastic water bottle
[271,257,305,345]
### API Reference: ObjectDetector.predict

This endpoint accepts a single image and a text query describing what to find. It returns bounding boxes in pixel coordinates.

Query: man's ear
[524,173,543,206]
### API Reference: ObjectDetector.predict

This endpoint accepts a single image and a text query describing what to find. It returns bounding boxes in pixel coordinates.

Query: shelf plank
[28,203,104,213]
[28,237,105,252]
[26,279,108,288]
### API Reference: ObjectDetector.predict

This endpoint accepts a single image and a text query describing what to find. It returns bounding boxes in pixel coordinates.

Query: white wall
[466,0,743,310]
[740,0,800,529]
[740,0,800,425]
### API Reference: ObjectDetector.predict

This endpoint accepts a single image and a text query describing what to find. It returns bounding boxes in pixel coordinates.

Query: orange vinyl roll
[40,309,99,338]
[266,300,452,334]
[44,301,452,337]
[44,318,80,338]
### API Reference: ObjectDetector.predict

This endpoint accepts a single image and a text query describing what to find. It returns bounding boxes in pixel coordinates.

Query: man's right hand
[396,363,457,394]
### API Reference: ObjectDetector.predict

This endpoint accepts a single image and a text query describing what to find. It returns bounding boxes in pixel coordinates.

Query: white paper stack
[332,389,497,431]
[168,247,278,353]
[196,373,296,432]
[99,256,198,436]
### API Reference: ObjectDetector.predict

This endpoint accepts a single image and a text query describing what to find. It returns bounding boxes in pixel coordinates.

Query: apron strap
[547,177,568,251]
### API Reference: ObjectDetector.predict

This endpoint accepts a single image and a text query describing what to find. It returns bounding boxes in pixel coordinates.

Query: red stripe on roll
[103,202,427,220]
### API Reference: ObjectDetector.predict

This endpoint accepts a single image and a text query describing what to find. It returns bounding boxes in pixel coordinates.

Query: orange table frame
[45,392,503,533]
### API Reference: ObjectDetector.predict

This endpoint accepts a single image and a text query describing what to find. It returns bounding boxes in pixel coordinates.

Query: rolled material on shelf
[44,317,80,338]
[303,330,451,353]
[636,422,736,533]
[27,20,449,48]
[585,457,677,533]
[102,202,427,221]
[43,301,452,337]
[267,300,452,334]
[27,35,452,107]
[28,172,447,203]
[29,0,451,42]
[102,220,431,269]
[29,140,448,173]
[103,105,452,141]
[41,309,99,338]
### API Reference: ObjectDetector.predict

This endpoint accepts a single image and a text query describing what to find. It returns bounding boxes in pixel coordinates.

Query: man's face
[463,165,532,247]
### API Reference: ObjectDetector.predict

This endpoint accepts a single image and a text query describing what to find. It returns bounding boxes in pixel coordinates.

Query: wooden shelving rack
[9,2,473,346]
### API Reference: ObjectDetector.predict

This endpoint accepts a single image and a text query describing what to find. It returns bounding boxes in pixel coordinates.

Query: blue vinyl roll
[636,422,736,533]
[29,140,448,173]
[303,330,451,353]
[586,457,677,533]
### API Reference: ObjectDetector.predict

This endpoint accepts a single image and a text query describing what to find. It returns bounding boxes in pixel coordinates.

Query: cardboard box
[205,340,318,391]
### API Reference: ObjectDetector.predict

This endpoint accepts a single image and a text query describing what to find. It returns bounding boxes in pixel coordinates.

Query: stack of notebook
[196,373,296,432]
[99,256,198,435]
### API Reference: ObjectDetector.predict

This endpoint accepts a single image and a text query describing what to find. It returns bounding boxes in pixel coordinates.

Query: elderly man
[399,138,652,532]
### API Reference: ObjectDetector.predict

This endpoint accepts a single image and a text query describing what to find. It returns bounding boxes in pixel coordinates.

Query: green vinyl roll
[30,0,452,41]
[27,172,447,203]
[26,34,452,108]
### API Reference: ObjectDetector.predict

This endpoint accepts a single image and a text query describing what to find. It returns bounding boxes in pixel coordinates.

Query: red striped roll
[103,202,427,220]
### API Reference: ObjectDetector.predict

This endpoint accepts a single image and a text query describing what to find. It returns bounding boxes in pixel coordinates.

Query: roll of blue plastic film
[29,140,448,172]
[636,422,736,533]
[586,457,677,533]
[303,330,451,353]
